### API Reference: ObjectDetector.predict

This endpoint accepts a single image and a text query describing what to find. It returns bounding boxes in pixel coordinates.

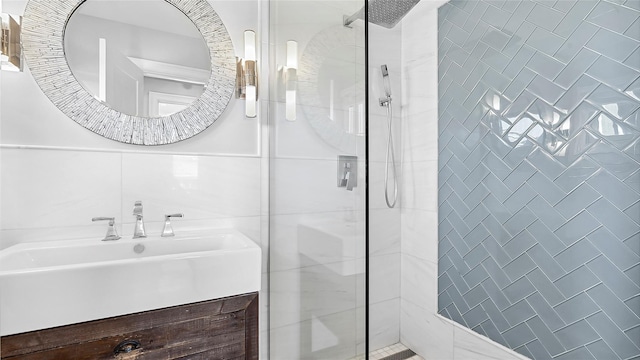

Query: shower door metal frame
[364,1,370,359]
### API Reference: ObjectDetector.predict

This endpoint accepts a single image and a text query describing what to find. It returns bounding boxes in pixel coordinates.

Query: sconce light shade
[246,84,257,118]
[237,30,258,118]
[244,30,256,62]
[285,40,297,121]
[286,40,297,69]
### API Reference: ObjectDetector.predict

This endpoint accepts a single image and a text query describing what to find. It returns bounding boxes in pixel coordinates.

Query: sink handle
[92,217,121,241]
[161,213,184,237]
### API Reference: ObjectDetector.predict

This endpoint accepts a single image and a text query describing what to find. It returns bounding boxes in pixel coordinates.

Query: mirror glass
[64,0,211,117]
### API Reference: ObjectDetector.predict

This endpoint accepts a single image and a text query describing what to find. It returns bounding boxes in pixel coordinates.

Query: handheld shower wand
[380,65,398,208]
[380,65,392,107]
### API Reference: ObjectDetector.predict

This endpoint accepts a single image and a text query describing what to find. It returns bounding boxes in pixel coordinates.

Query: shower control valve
[337,155,358,191]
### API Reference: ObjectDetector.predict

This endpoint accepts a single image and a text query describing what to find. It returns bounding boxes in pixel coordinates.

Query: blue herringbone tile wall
[437,1,640,359]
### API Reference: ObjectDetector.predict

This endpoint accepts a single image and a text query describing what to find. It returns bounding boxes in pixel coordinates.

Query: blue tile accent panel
[437,1,640,359]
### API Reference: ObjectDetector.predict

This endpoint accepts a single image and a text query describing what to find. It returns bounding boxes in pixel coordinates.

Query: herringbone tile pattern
[437,1,640,359]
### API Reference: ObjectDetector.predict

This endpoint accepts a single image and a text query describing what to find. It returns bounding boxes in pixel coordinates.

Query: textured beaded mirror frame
[21,0,236,145]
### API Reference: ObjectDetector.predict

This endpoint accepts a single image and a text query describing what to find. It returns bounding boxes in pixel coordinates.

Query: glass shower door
[268,0,367,359]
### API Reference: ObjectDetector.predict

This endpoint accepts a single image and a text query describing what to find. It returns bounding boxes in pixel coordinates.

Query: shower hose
[384,100,398,208]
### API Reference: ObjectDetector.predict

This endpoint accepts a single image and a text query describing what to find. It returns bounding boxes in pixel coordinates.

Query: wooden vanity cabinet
[1,292,258,359]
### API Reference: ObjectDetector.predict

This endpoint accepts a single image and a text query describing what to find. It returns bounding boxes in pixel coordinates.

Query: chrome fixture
[237,30,258,118]
[380,64,392,106]
[1,13,22,72]
[132,201,147,239]
[338,155,358,191]
[380,65,398,208]
[344,0,420,28]
[161,213,184,237]
[91,217,121,241]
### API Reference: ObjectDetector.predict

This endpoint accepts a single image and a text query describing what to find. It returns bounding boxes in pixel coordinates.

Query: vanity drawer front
[1,293,258,360]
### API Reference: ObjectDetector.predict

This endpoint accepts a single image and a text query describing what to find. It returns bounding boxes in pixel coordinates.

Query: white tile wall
[370,253,401,304]
[120,153,261,224]
[367,112,402,163]
[369,208,401,256]
[370,298,401,351]
[402,110,439,163]
[400,298,455,359]
[368,161,402,210]
[453,326,526,360]
[401,208,439,264]
[401,254,437,312]
[367,9,405,354]
[401,160,439,211]
[0,149,121,234]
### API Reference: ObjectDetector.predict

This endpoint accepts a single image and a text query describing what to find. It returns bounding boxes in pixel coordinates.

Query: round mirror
[21,0,236,145]
[64,0,211,117]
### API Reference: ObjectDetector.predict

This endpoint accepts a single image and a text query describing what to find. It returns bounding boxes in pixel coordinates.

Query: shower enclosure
[269,0,640,359]
[268,1,367,358]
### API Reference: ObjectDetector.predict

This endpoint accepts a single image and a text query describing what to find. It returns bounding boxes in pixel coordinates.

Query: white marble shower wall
[368,20,403,352]
[0,0,269,356]
[399,1,527,359]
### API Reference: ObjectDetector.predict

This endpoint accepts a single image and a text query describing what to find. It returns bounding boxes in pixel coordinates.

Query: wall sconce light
[1,13,22,72]
[237,30,257,118]
[285,40,297,121]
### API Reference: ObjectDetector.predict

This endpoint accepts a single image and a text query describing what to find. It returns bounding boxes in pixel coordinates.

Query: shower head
[344,0,421,29]
[381,64,392,99]
[369,0,421,28]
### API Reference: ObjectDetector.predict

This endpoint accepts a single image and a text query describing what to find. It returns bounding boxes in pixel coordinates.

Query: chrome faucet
[133,201,147,238]
[92,217,121,241]
[161,213,184,237]
[340,163,355,191]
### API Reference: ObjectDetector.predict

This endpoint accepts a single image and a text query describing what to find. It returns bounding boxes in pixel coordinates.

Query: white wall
[399,1,528,359]
[0,0,270,357]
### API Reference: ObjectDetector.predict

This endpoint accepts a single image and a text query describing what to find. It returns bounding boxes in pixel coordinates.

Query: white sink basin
[0,229,261,336]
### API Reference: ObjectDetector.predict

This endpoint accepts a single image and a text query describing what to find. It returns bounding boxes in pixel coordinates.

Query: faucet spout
[133,201,147,238]
[344,163,355,191]
[340,163,350,187]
